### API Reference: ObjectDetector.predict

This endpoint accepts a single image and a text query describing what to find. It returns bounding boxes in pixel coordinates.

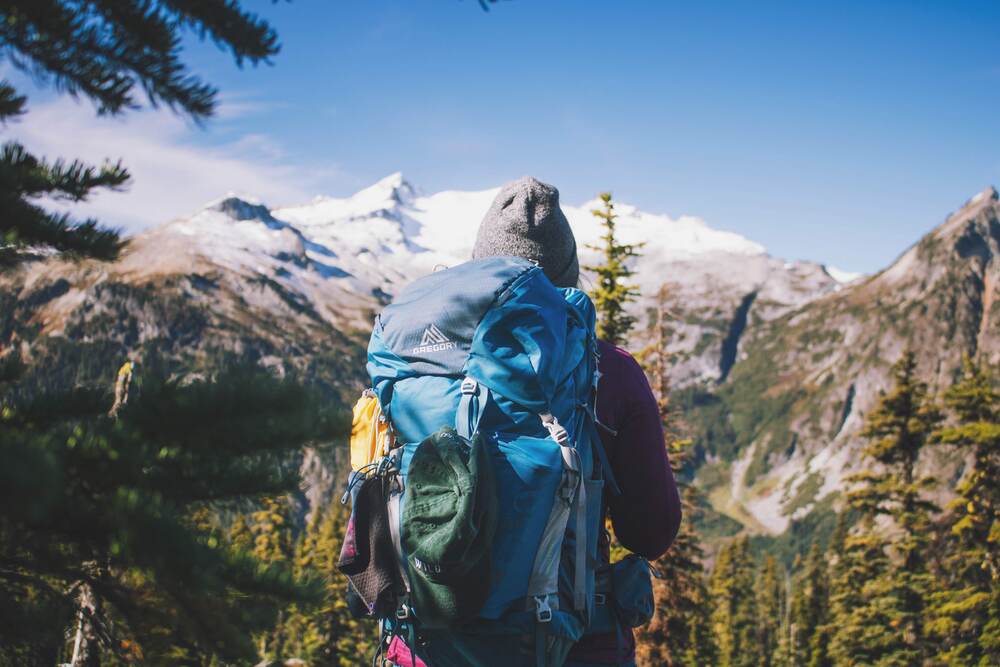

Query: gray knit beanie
[472,176,580,288]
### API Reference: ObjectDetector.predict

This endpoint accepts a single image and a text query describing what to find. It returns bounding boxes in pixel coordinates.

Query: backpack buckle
[461,377,479,395]
[594,593,607,606]
[540,413,570,445]
[534,595,553,623]
[396,603,411,620]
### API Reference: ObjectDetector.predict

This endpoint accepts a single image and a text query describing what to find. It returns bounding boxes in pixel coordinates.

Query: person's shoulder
[597,340,649,384]
[597,339,640,368]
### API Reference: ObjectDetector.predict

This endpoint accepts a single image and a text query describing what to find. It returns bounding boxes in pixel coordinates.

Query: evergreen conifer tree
[710,536,761,667]
[0,5,325,664]
[281,502,376,666]
[636,436,716,667]
[584,192,643,347]
[0,365,335,665]
[756,555,786,667]
[828,351,941,666]
[248,496,297,663]
[635,286,716,667]
[826,527,892,666]
[0,0,280,263]
[229,515,255,554]
[806,513,848,667]
[926,356,1000,665]
[786,543,830,667]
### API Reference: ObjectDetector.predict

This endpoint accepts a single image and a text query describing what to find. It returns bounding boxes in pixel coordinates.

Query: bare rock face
[689,186,1000,535]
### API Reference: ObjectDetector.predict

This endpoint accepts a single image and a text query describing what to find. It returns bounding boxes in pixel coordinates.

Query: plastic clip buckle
[534,595,553,623]
[461,377,478,395]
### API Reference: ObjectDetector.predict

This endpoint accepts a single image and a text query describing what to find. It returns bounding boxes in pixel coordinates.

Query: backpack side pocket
[610,554,654,628]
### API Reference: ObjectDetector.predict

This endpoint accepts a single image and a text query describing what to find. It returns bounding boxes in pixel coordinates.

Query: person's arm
[599,345,681,560]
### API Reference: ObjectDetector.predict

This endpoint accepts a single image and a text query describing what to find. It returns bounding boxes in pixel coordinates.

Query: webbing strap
[573,477,588,611]
[455,376,488,440]
[386,450,410,595]
[587,410,620,496]
[407,623,417,667]
[535,622,547,667]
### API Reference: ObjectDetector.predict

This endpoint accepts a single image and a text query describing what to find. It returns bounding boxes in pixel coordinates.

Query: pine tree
[636,437,715,667]
[250,496,297,663]
[252,497,296,564]
[0,5,307,664]
[710,536,761,667]
[786,543,830,667]
[0,365,336,665]
[584,192,643,346]
[806,513,848,667]
[826,527,892,666]
[926,356,1000,666]
[280,502,376,666]
[0,1,279,262]
[229,515,255,554]
[756,555,786,667]
[636,286,716,667]
[828,351,942,666]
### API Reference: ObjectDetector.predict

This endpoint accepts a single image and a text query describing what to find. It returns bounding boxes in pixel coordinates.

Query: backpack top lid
[367,256,583,417]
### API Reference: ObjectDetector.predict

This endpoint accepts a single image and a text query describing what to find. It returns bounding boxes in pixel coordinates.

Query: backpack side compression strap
[455,377,489,441]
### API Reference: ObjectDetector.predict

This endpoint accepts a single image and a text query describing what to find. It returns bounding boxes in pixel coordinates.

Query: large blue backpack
[365,257,610,666]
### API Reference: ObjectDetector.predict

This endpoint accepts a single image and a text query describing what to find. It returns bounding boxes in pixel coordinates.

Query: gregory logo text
[412,324,456,354]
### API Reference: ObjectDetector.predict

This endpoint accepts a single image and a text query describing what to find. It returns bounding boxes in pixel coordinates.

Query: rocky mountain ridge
[692,185,1000,535]
[4,176,994,541]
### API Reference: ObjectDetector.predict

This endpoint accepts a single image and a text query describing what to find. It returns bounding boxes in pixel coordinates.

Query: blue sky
[9,1,1000,273]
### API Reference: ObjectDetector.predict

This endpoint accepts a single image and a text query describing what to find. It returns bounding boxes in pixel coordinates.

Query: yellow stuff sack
[350,390,394,471]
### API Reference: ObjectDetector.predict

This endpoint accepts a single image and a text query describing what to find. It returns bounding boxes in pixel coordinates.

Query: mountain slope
[0,174,866,524]
[692,186,1000,534]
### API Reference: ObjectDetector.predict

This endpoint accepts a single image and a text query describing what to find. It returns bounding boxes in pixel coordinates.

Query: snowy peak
[152,175,844,310]
[349,171,418,208]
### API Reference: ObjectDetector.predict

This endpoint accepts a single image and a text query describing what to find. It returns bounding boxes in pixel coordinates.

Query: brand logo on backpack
[412,324,456,354]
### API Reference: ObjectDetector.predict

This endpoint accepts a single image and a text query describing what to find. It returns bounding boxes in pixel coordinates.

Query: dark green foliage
[828,351,942,665]
[0,364,341,665]
[584,192,643,346]
[710,536,761,667]
[0,0,280,262]
[786,543,830,667]
[927,356,1000,665]
[279,502,377,666]
[755,555,786,667]
[826,519,896,666]
[635,287,717,667]
[0,1,277,118]
[0,107,127,261]
[637,442,717,667]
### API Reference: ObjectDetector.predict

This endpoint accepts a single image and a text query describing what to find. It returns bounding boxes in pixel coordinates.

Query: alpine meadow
[2,2,999,666]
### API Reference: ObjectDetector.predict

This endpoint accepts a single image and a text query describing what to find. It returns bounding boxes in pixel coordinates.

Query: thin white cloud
[4,96,338,235]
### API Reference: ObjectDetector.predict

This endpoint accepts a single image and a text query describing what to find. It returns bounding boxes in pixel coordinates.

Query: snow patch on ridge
[825,265,863,284]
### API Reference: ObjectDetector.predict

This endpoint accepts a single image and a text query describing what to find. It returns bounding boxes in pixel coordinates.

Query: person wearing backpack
[348,177,681,667]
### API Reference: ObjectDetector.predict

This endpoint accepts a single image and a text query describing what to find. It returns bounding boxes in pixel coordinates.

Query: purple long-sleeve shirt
[565,340,681,664]
[388,340,681,667]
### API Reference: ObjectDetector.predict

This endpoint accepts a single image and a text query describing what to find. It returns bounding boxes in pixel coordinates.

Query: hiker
[382,177,682,667]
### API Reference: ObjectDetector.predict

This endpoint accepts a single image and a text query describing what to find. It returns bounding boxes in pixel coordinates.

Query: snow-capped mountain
[134,172,844,386]
[23,173,969,540]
